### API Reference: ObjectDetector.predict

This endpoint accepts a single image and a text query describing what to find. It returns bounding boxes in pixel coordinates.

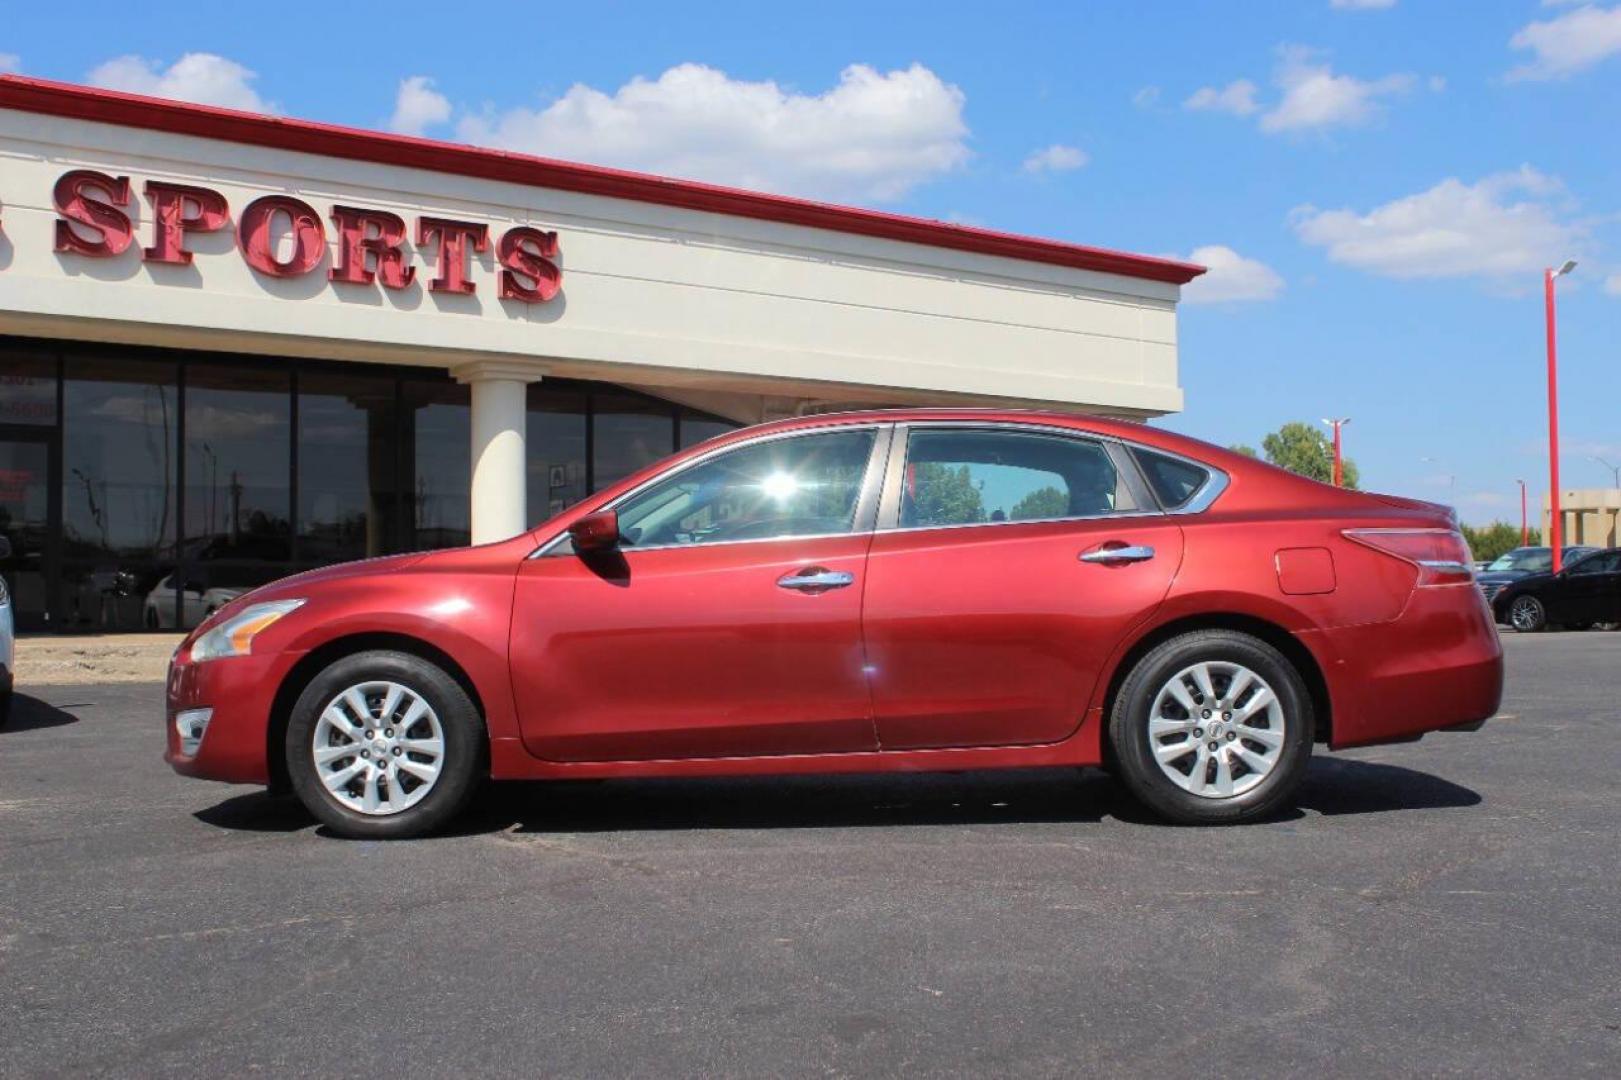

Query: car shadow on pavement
[193,758,1482,839]
[1,693,83,733]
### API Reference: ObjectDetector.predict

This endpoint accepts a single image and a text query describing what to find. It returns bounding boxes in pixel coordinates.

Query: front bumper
[1313,583,1504,749]
[164,645,303,784]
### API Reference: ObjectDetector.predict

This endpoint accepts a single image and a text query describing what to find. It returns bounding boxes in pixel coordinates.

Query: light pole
[1545,259,1576,571]
[1515,479,1528,547]
[1321,418,1350,487]
[1421,456,1455,500]
[1592,456,1620,488]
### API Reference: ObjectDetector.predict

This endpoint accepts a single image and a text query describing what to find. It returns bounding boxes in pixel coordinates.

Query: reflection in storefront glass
[406,379,470,549]
[175,365,292,630]
[527,384,587,524]
[298,371,398,565]
[61,356,178,631]
[592,392,675,492]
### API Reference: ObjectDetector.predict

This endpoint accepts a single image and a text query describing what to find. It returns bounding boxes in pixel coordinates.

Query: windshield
[1486,548,1551,573]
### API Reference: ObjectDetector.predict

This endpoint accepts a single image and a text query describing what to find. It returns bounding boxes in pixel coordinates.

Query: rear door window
[897,428,1128,528]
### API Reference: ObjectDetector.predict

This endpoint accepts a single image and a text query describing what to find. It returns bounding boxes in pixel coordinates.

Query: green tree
[1228,443,1258,458]
[1010,485,1068,520]
[1260,422,1360,489]
[910,463,985,525]
[1460,521,1523,563]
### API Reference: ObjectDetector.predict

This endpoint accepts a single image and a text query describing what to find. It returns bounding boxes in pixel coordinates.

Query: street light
[1321,418,1351,487]
[1591,456,1620,488]
[1421,456,1455,497]
[1545,259,1576,572]
[1515,479,1528,548]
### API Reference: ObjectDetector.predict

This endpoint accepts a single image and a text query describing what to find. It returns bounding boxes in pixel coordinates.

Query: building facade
[0,76,1202,633]
[1543,489,1621,550]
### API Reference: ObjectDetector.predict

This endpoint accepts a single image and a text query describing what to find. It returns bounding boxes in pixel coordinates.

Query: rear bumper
[1312,583,1504,749]
[164,646,301,784]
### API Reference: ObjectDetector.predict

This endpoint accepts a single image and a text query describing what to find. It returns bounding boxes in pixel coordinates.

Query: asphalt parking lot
[2,632,1618,1078]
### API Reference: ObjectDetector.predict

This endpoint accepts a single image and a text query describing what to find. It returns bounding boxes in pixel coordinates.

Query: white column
[453,361,544,545]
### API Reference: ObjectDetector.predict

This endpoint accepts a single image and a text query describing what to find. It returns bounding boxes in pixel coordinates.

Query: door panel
[512,535,876,761]
[511,424,887,762]
[863,518,1184,749]
[1559,552,1621,623]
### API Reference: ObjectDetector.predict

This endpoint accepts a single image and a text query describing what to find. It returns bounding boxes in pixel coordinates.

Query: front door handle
[1080,544,1156,564]
[777,567,855,591]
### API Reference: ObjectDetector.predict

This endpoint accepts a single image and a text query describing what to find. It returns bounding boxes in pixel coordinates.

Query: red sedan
[166,410,1502,838]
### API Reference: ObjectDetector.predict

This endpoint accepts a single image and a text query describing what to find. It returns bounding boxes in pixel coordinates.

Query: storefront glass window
[298,371,398,565]
[176,365,292,630]
[60,356,179,631]
[679,414,737,449]
[527,383,588,525]
[405,378,470,549]
[0,352,58,426]
[592,391,675,491]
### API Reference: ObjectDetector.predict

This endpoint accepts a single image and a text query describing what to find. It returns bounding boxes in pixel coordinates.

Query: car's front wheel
[1107,630,1314,825]
[1508,595,1546,633]
[286,650,486,839]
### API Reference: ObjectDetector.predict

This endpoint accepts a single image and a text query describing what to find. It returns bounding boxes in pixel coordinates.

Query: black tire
[1508,595,1546,633]
[1107,630,1314,825]
[286,650,485,839]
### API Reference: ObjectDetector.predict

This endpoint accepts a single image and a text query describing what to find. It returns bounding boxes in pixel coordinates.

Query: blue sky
[4,0,1619,523]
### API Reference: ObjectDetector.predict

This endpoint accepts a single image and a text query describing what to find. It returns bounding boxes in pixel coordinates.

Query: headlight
[190,599,305,661]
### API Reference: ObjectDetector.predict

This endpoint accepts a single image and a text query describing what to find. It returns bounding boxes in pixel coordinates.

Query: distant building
[1543,489,1620,548]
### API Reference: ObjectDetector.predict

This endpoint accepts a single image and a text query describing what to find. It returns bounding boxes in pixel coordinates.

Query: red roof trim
[0,75,1204,286]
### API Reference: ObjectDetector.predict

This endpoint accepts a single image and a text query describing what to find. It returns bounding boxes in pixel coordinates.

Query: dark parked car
[1476,545,1599,607]
[1492,548,1621,632]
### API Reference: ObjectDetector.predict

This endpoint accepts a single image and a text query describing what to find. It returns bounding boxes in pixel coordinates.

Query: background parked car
[1492,548,1621,632]
[1476,545,1599,607]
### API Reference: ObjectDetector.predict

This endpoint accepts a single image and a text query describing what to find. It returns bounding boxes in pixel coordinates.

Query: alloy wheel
[311,681,445,816]
[1510,597,1543,632]
[1146,661,1286,800]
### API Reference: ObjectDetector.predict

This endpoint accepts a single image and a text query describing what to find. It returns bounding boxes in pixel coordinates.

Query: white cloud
[1132,85,1161,109]
[1174,245,1285,304]
[1259,46,1415,132]
[1186,48,1423,132]
[1331,0,1397,9]
[87,52,273,113]
[1183,79,1260,116]
[389,75,451,136]
[1605,272,1621,295]
[1021,144,1088,173]
[1507,3,1621,81]
[456,62,969,204]
[0,53,19,73]
[1290,166,1587,281]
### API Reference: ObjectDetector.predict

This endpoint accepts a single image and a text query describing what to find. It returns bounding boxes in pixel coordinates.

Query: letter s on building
[53,170,135,257]
[498,227,562,303]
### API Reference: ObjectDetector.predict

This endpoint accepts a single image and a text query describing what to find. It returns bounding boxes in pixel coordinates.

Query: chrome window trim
[873,419,1230,534]
[532,422,893,558]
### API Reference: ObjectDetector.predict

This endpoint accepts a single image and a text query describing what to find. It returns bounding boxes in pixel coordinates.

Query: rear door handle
[1080,545,1156,564]
[777,568,855,591]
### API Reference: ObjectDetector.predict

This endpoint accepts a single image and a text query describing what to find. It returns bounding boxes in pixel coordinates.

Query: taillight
[1343,528,1475,586]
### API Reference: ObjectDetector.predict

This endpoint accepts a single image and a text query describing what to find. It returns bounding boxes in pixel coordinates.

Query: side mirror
[568,509,620,553]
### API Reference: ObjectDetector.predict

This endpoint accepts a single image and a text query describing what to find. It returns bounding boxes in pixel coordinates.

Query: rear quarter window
[1132,448,1211,510]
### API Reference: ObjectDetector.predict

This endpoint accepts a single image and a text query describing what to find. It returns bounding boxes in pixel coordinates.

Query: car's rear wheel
[1107,630,1313,825]
[1508,595,1546,633]
[286,650,485,839]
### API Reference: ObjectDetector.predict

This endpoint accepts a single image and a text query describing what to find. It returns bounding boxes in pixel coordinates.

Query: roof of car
[727,408,1241,464]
